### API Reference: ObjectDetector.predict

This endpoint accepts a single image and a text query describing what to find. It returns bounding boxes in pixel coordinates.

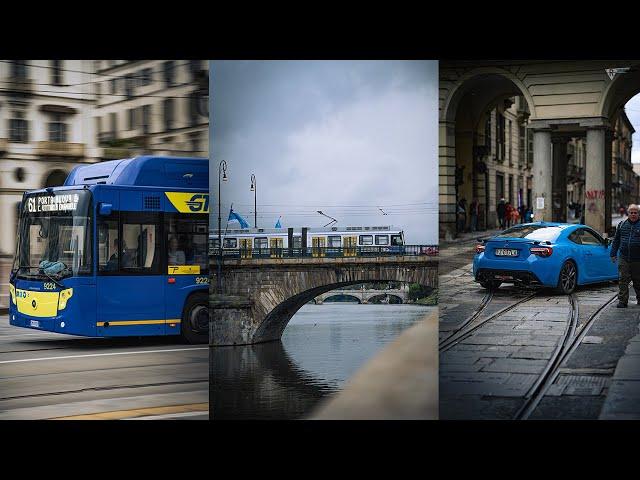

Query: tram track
[513,291,618,420]
[439,290,537,353]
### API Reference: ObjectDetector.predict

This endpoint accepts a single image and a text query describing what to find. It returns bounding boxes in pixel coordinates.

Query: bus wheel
[181,292,209,344]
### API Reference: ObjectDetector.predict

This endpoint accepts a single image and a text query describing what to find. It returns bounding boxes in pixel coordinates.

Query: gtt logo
[185,194,209,212]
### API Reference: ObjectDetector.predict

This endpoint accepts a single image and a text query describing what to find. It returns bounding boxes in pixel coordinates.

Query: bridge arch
[367,293,403,304]
[321,293,362,304]
[210,257,437,345]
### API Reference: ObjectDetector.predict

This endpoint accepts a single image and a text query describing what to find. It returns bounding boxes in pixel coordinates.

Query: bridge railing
[208,245,439,259]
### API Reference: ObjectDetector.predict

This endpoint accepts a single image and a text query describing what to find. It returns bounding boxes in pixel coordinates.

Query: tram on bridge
[9,156,210,344]
[210,226,438,258]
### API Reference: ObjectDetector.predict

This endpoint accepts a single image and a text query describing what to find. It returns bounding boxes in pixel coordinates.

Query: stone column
[585,128,608,234]
[532,129,552,222]
[439,120,456,240]
[551,136,568,223]
[605,129,613,234]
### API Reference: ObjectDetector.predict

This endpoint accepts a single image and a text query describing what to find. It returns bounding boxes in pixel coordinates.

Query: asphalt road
[0,314,208,420]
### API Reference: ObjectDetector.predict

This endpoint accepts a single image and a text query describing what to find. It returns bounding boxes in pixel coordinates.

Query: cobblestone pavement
[439,241,640,420]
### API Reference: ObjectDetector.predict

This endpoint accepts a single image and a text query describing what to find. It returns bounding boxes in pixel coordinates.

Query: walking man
[610,204,640,308]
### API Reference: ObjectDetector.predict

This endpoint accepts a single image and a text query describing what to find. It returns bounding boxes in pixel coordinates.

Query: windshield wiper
[40,270,65,289]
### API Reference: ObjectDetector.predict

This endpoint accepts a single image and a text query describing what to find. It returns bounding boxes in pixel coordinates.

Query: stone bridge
[313,288,410,304]
[209,255,437,346]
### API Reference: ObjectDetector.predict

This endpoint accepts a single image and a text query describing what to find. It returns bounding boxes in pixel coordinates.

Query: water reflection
[210,304,433,420]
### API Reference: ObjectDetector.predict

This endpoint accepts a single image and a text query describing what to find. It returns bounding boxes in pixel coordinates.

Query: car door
[581,228,613,281]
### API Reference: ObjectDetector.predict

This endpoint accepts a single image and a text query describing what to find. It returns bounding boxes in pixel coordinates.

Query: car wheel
[556,261,577,294]
[181,292,209,344]
[480,280,501,291]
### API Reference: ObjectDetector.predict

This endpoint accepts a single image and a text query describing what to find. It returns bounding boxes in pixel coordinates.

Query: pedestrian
[610,204,640,308]
[518,204,526,224]
[505,202,513,228]
[456,198,467,234]
[497,198,506,229]
[469,198,479,232]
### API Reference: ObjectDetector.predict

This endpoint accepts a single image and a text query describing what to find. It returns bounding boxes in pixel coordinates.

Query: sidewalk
[440,228,502,248]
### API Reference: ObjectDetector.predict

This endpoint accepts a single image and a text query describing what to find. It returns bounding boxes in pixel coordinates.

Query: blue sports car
[473,222,618,294]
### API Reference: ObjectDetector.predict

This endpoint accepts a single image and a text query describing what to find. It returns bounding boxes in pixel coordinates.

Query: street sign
[536,197,545,210]
[606,67,631,80]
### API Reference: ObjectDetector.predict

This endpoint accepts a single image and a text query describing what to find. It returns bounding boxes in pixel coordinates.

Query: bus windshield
[14,189,92,280]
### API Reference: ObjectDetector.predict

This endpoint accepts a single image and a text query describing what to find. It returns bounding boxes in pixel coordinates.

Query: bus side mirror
[98,203,113,216]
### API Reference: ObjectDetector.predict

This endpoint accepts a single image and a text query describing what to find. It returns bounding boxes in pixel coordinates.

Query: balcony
[102,147,134,159]
[36,141,85,158]
[4,77,33,95]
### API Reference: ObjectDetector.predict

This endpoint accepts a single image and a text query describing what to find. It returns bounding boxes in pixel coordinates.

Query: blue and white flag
[275,217,282,228]
[228,207,249,228]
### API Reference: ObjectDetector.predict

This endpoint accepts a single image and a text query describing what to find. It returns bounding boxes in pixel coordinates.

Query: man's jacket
[611,219,640,261]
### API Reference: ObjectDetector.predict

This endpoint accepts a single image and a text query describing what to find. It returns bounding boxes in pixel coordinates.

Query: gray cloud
[210,61,438,244]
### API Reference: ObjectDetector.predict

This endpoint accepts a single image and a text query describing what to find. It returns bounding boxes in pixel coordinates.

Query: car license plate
[495,248,519,256]
[30,320,40,328]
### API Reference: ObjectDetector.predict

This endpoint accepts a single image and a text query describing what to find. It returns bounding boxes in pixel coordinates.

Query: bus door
[239,238,252,258]
[312,236,326,257]
[344,236,357,257]
[96,211,165,336]
[270,237,283,258]
[165,214,209,336]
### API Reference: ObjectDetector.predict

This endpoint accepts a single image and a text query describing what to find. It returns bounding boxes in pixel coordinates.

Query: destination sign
[27,194,80,213]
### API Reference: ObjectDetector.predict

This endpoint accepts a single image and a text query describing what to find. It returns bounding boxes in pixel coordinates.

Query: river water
[210,303,434,420]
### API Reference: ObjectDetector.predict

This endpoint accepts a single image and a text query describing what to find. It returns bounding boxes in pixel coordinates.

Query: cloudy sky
[627,93,640,164]
[209,61,439,244]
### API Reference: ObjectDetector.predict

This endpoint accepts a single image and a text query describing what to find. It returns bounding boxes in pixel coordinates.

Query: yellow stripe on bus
[96,319,181,327]
[168,265,200,274]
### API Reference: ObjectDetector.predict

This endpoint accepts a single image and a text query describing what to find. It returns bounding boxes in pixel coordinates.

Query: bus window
[166,214,209,274]
[292,237,302,248]
[375,235,389,246]
[98,218,119,272]
[391,234,403,246]
[255,237,268,249]
[359,235,373,246]
[223,238,237,248]
[121,212,160,273]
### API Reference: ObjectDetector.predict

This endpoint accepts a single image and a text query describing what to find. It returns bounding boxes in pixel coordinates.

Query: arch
[442,67,535,124]
[368,293,403,304]
[254,280,391,342]
[43,169,68,187]
[598,64,640,120]
[211,259,438,345]
[322,294,362,304]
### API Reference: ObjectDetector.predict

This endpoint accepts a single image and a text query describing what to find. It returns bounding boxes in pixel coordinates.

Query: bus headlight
[58,288,74,310]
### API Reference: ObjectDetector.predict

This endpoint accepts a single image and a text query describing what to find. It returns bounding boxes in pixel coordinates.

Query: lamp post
[217,160,228,293]
[250,173,257,228]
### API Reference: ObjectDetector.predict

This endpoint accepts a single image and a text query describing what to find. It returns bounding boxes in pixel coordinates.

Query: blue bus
[9,156,210,344]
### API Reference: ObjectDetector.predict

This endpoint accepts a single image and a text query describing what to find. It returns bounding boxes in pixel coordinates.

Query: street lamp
[317,210,337,228]
[250,173,257,228]
[217,159,228,293]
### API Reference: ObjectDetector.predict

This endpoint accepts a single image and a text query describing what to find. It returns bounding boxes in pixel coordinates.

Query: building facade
[92,60,208,160]
[0,60,100,255]
[0,59,209,256]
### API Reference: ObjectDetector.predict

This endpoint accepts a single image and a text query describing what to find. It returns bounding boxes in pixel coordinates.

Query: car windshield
[495,225,563,242]
[13,189,92,280]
